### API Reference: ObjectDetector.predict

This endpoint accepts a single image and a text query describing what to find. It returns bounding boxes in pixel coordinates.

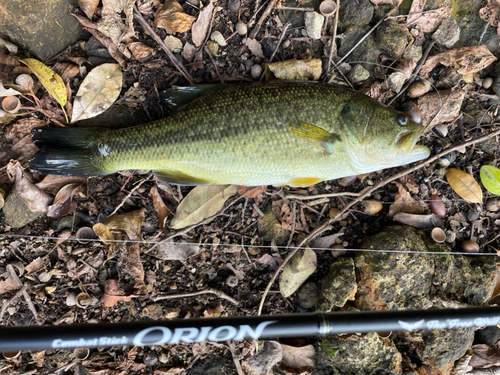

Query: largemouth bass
[30,82,430,187]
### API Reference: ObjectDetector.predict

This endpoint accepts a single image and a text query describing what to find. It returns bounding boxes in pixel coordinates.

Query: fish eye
[398,116,408,126]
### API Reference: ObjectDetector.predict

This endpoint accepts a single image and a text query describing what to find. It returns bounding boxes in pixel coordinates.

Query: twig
[286,202,297,248]
[326,0,339,72]
[387,41,435,107]
[257,125,500,315]
[109,174,152,216]
[151,287,239,305]
[285,191,360,200]
[133,5,195,85]
[249,0,277,39]
[280,6,315,11]
[204,47,224,83]
[227,341,245,375]
[0,286,26,322]
[259,22,291,82]
[7,265,39,322]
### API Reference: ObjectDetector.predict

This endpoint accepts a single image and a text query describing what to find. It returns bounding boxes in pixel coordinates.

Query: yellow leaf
[279,248,317,298]
[21,58,67,107]
[480,165,500,195]
[446,168,483,203]
[265,59,322,81]
[93,209,145,243]
[171,185,237,229]
[71,63,122,123]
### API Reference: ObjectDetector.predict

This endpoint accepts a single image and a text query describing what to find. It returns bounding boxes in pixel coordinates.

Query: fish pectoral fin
[287,177,324,187]
[289,121,341,153]
[153,170,213,186]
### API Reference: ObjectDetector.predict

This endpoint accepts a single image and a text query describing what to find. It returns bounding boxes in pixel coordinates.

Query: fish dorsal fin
[289,121,341,153]
[153,170,213,186]
[287,177,324,187]
[161,84,227,111]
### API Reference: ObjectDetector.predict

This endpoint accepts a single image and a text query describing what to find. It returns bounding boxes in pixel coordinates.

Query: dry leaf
[420,45,497,78]
[404,6,451,32]
[118,241,147,296]
[97,0,135,59]
[418,89,465,130]
[181,41,197,62]
[247,38,265,58]
[446,168,483,204]
[0,82,21,97]
[26,257,50,275]
[5,118,45,142]
[0,187,4,210]
[148,240,200,261]
[15,167,53,213]
[171,185,238,229]
[265,59,322,81]
[388,182,427,217]
[54,62,80,83]
[0,277,20,295]
[154,0,196,34]
[310,232,344,250]
[102,279,133,307]
[21,58,67,108]
[127,42,154,61]
[279,248,317,298]
[71,63,122,123]
[36,175,88,195]
[470,344,500,368]
[280,344,316,371]
[480,0,500,37]
[46,183,86,218]
[78,0,99,19]
[237,185,267,199]
[150,184,171,231]
[243,341,283,375]
[93,209,145,243]
[191,0,214,47]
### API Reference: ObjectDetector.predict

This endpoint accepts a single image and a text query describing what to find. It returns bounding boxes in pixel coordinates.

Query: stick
[259,22,291,82]
[133,6,195,85]
[204,47,225,84]
[326,0,339,72]
[151,287,239,305]
[249,0,277,39]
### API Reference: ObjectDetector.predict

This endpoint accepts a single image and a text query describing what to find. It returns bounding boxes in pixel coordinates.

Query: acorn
[361,199,383,215]
[461,240,479,253]
[401,102,422,124]
[429,194,446,218]
[408,80,431,98]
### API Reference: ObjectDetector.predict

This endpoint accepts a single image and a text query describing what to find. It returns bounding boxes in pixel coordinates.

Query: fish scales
[30,82,430,186]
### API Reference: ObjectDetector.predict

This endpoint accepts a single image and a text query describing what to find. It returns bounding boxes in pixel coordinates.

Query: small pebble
[445,230,456,243]
[463,73,474,84]
[486,198,499,212]
[250,64,262,80]
[236,22,247,35]
[228,0,240,12]
[483,77,493,89]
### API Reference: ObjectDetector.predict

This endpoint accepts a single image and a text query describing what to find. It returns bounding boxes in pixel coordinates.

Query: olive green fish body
[31,82,430,186]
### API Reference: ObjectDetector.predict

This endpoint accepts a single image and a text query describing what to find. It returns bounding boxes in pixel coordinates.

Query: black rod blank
[2,306,500,351]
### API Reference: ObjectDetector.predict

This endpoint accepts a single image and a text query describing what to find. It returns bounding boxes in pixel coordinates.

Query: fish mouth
[395,128,430,163]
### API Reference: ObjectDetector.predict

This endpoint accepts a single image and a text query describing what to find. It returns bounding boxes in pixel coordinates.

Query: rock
[49,214,75,232]
[387,72,406,93]
[85,36,113,59]
[210,31,227,47]
[317,257,356,312]
[478,137,497,154]
[320,332,403,375]
[432,18,460,48]
[236,22,247,36]
[376,20,408,59]
[393,328,474,373]
[355,226,434,310]
[0,0,82,60]
[206,40,219,56]
[228,0,240,12]
[2,189,43,228]
[461,100,492,128]
[258,203,289,245]
[402,44,423,62]
[163,35,183,53]
[298,282,319,309]
[347,64,370,84]
[475,326,500,346]
[304,12,324,40]
[250,64,263,80]
[483,77,493,89]
[186,352,236,375]
[339,26,381,78]
[339,0,374,29]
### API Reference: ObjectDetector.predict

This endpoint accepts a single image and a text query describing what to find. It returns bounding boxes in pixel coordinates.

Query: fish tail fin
[30,127,109,176]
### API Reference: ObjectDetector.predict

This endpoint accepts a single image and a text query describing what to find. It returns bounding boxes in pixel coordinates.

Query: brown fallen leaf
[237,185,267,199]
[46,183,86,218]
[181,41,197,62]
[98,0,135,58]
[78,0,99,19]
[404,5,451,32]
[26,257,50,275]
[388,182,427,218]
[0,276,20,295]
[148,240,200,261]
[191,0,214,47]
[36,175,88,195]
[15,167,53,213]
[247,38,265,58]
[0,187,4,210]
[280,344,316,372]
[117,241,147,297]
[243,341,283,375]
[127,42,154,61]
[279,247,317,298]
[470,344,500,368]
[265,59,322,81]
[93,208,145,243]
[102,279,133,307]
[154,0,196,34]
[480,0,500,37]
[150,184,171,231]
[171,185,237,229]
[5,118,46,142]
[420,45,497,78]
[446,168,483,204]
[54,62,80,83]
[418,89,465,130]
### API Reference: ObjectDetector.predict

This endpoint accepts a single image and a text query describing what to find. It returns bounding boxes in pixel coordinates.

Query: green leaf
[21,58,67,106]
[480,165,500,195]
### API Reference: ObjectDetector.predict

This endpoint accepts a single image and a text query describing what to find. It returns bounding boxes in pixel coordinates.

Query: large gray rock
[2,189,43,228]
[317,257,356,312]
[432,18,460,48]
[339,0,373,30]
[376,20,408,59]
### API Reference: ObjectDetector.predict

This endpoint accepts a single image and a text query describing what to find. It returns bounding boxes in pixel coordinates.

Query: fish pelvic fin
[30,127,109,176]
[287,177,324,187]
[289,121,341,153]
[154,170,213,186]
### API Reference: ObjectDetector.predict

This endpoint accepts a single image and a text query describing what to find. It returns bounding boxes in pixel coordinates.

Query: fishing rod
[1,306,500,351]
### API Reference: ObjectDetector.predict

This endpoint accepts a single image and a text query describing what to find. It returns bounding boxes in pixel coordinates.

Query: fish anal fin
[153,170,213,186]
[288,177,324,187]
[289,121,341,153]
